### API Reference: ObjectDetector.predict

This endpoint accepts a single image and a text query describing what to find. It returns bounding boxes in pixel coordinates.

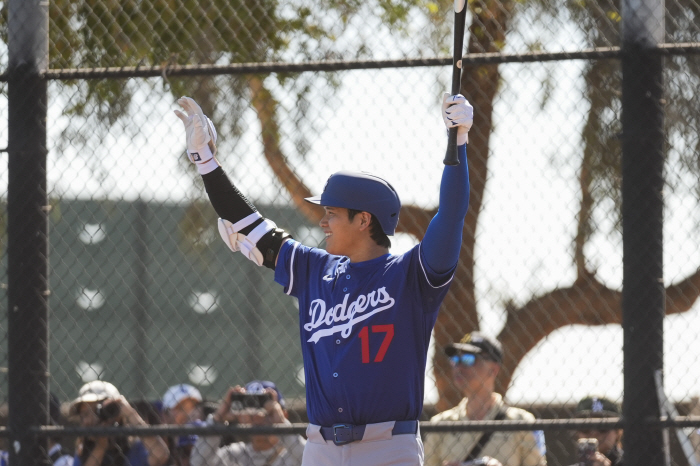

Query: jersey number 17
[358,324,394,363]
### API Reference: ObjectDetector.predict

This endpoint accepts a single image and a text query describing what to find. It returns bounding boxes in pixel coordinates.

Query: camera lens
[96,402,121,421]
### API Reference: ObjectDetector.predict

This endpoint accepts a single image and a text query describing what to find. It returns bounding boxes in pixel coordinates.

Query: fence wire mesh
[1,0,700,465]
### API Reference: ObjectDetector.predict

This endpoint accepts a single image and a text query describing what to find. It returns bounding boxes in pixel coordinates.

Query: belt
[319,420,418,446]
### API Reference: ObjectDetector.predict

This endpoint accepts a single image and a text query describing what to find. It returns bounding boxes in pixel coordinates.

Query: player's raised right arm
[175,97,291,269]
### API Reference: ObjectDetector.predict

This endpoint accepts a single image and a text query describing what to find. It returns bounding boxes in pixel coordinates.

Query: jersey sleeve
[422,143,470,274]
[418,243,457,289]
[274,239,333,297]
[402,244,456,313]
[274,239,301,295]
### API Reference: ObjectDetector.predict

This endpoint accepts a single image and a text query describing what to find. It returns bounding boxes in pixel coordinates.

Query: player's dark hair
[347,209,391,249]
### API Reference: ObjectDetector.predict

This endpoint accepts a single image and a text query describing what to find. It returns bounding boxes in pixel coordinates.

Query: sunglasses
[449,353,478,367]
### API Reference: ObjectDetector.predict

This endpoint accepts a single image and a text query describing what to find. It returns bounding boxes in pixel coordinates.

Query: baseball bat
[443,0,468,166]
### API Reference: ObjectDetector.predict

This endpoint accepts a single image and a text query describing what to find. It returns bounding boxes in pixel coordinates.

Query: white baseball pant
[302,421,424,466]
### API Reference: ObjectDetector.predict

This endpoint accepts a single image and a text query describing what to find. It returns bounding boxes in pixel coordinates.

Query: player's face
[320,206,365,256]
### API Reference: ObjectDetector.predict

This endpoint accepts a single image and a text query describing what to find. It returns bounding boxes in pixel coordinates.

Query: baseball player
[174,92,473,466]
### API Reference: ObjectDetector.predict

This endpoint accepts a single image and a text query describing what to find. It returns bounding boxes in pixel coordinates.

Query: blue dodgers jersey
[274,240,454,426]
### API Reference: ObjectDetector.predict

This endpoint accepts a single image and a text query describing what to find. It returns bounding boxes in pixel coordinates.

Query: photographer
[190,380,305,466]
[425,333,546,466]
[570,396,623,466]
[70,381,169,466]
[161,384,204,466]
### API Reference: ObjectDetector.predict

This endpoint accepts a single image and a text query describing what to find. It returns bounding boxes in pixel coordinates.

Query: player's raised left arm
[175,97,292,269]
[421,93,472,274]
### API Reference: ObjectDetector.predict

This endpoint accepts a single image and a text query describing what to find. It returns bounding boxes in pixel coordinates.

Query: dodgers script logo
[304,287,395,343]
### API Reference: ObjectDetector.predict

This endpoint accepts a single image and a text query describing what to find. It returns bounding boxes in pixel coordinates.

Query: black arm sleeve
[201,167,292,269]
[201,167,262,235]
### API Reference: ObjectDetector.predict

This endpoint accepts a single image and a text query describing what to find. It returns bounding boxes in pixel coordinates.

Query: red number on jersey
[359,327,370,363]
[358,324,395,363]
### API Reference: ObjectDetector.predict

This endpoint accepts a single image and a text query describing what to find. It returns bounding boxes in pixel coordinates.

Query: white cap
[70,381,120,412]
[162,384,202,410]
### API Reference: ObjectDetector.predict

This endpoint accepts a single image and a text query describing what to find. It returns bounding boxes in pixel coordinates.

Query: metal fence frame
[4,0,700,464]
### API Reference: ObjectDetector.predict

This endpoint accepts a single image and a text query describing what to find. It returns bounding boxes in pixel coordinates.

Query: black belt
[319,420,418,446]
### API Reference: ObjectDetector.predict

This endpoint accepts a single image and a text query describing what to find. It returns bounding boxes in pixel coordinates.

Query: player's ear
[359,211,372,230]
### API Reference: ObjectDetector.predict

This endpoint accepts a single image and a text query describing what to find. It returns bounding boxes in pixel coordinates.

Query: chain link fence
[1,0,700,464]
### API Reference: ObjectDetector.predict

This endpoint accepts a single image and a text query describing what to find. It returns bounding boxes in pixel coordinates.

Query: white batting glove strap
[187,145,214,164]
[442,92,473,145]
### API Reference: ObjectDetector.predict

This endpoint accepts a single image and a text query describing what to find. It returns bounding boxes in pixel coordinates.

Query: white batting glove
[174,96,218,164]
[442,92,473,145]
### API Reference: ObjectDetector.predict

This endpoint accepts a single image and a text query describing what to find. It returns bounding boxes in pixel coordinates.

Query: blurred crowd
[59,379,305,466]
[1,378,304,466]
[7,331,693,466]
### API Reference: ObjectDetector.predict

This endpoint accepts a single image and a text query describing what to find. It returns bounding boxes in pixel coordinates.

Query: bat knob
[443,145,460,166]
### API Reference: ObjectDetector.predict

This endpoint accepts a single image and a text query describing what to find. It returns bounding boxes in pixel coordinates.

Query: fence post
[621,0,666,464]
[7,0,50,465]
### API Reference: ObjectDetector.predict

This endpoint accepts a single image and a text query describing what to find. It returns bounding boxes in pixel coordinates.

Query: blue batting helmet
[305,171,401,236]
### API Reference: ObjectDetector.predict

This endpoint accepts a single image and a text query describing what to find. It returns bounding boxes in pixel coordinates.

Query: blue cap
[162,384,202,410]
[305,171,401,236]
[245,380,285,409]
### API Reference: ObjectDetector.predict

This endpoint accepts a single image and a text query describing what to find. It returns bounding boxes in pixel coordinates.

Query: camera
[229,392,272,409]
[577,438,599,466]
[96,401,121,421]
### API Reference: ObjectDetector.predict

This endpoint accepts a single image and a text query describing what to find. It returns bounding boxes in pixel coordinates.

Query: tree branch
[494,268,700,394]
